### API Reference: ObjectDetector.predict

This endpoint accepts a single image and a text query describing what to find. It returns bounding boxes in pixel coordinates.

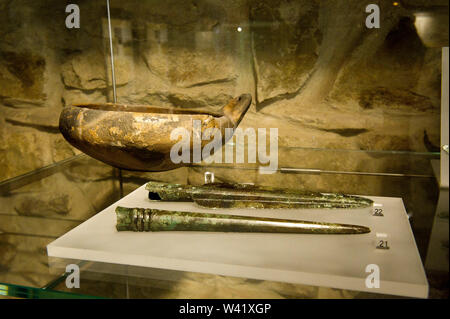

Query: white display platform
[47,185,428,298]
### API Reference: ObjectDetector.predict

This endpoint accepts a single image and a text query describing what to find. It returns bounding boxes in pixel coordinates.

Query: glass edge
[0,282,105,299]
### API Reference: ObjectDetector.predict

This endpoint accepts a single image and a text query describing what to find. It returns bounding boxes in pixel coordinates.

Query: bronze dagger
[145,181,373,209]
[115,207,371,234]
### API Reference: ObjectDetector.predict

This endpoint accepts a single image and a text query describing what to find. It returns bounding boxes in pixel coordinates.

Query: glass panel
[0,1,119,297]
[0,155,120,297]
[0,0,448,299]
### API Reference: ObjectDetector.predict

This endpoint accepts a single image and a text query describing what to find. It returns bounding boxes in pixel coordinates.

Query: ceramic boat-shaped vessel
[59,94,252,171]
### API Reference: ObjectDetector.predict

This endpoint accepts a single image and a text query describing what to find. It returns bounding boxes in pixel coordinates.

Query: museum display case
[0,0,448,299]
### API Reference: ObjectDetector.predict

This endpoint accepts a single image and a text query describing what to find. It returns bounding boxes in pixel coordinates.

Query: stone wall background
[0,0,448,298]
[0,0,446,182]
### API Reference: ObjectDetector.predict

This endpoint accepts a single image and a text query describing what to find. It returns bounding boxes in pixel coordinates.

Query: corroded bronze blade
[115,207,371,234]
[145,181,373,209]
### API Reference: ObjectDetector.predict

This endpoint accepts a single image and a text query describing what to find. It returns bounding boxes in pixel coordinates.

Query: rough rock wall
[0,1,120,289]
[0,0,104,181]
[0,0,446,182]
[100,0,444,155]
